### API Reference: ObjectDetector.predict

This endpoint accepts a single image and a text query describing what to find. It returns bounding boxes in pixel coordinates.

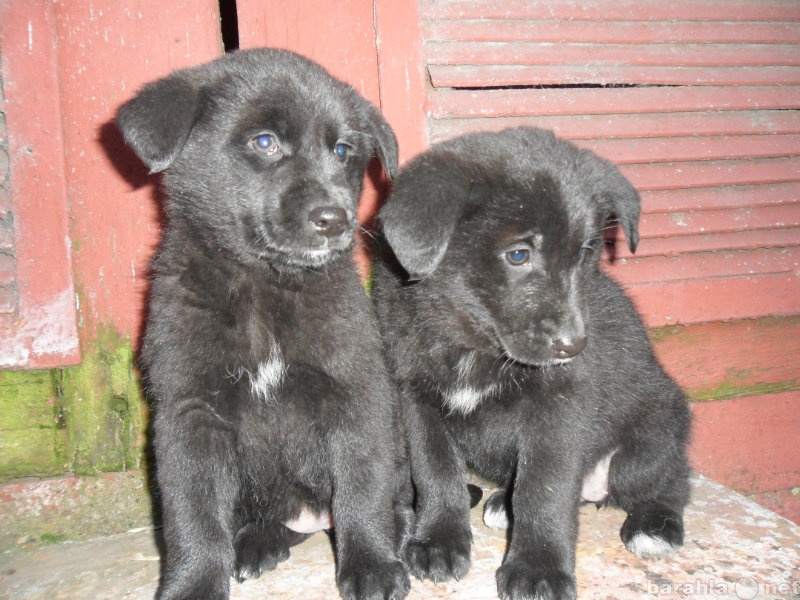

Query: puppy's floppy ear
[585,152,641,253]
[116,74,201,173]
[358,102,399,180]
[379,152,472,280]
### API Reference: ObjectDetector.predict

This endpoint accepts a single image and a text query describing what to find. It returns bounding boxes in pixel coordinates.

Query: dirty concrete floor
[1,477,799,600]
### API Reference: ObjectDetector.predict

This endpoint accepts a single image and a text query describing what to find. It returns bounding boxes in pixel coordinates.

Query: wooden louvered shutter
[421,0,800,327]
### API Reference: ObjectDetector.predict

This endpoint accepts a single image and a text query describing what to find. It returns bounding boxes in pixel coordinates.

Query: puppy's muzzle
[308,206,348,238]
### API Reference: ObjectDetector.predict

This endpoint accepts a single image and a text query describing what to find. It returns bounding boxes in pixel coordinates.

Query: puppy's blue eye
[506,248,530,266]
[253,133,279,154]
[334,143,349,159]
[578,243,594,260]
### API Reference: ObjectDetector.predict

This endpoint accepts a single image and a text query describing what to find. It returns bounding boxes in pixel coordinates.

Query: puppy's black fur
[117,48,410,600]
[372,128,691,600]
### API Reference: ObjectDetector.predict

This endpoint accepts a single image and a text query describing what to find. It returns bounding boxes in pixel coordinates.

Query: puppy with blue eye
[372,127,691,600]
[117,48,411,600]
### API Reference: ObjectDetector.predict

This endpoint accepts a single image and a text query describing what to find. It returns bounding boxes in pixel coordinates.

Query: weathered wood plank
[603,247,800,286]
[426,41,800,68]
[422,18,800,45]
[578,134,800,165]
[634,204,800,239]
[641,183,800,213]
[620,157,800,191]
[609,228,800,259]
[627,271,800,325]
[428,64,800,88]
[428,86,800,118]
[421,0,800,23]
[650,316,800,397]
[429,110,800,142]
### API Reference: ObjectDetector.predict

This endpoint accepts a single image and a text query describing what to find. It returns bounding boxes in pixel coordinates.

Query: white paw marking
[483,502,510,530]
[625,532,679,559]
[284,506,334,534]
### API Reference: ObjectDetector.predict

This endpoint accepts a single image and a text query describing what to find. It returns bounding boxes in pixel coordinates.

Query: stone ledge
[2,476,798,599]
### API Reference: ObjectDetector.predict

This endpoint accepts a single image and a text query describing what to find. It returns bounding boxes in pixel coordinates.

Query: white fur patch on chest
[249,345,285,402]
[443,351,498,415]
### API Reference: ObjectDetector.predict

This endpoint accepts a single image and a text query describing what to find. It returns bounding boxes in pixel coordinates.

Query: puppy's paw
[496,560,576,600]
[483,490,511,530]
[233,523,291,582]
[338,559,410,600]
[621,504,683,559]
[403,531,471,583]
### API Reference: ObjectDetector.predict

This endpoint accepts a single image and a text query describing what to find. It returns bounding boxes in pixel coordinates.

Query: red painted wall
[51,0,222,349]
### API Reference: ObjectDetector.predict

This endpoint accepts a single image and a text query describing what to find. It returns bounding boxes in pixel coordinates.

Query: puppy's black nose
[308,206,348,237]
[553,336,587,359]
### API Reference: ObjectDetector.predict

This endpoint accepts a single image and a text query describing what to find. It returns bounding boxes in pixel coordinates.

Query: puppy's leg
[331,427,410,600]
[608,401,691,559]
[234,520,310,581]
[279,364,409,600]
[403,400,473,583]
[155,402,239,600]
[496,425,580,600]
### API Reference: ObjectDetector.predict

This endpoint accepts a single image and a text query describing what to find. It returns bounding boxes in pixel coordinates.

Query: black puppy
[117,48,410,600]
[372,127,691,600]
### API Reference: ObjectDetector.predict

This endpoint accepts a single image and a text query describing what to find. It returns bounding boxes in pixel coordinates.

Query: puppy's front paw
[338,559,410,600]
[496,559,576,600]
[403,529,471,583]
[233,523,291,581]
[621,503,684,559]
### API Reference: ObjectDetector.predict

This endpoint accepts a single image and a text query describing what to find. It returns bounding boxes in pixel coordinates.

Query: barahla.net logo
[646,575,799,598]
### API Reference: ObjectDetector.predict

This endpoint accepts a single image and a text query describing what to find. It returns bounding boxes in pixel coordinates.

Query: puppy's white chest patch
[249,346,285,402]
[443,351,498,415]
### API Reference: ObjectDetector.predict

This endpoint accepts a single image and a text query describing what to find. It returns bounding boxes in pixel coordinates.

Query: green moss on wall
[58,326,147,475]
[0,326,147,481]
[0,370,65,479]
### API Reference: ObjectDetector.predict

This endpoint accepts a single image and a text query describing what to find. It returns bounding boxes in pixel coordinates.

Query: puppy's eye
[333,143,350,159]
[252,133,279,155]
[578,242,594,261]
[505,248,531,266]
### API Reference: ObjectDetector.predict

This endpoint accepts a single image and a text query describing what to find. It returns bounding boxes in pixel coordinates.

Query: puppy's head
[117,48,398,270]
[379,127,640,366]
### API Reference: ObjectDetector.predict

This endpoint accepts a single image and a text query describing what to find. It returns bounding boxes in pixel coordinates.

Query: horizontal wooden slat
[421,0,800,23]
[422,18,800,45]
[603,247,800,286]
[636,204,800,240]
[642,183,800,213]
[429,64,800,88]
[429,110,800,142]
[428,86,800,118]
[650,316,800,397]
[627,271,800,325]
[576,134,800,165]
[620,157,800,191]
[612,228,800,259]
[426,41,800,68]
